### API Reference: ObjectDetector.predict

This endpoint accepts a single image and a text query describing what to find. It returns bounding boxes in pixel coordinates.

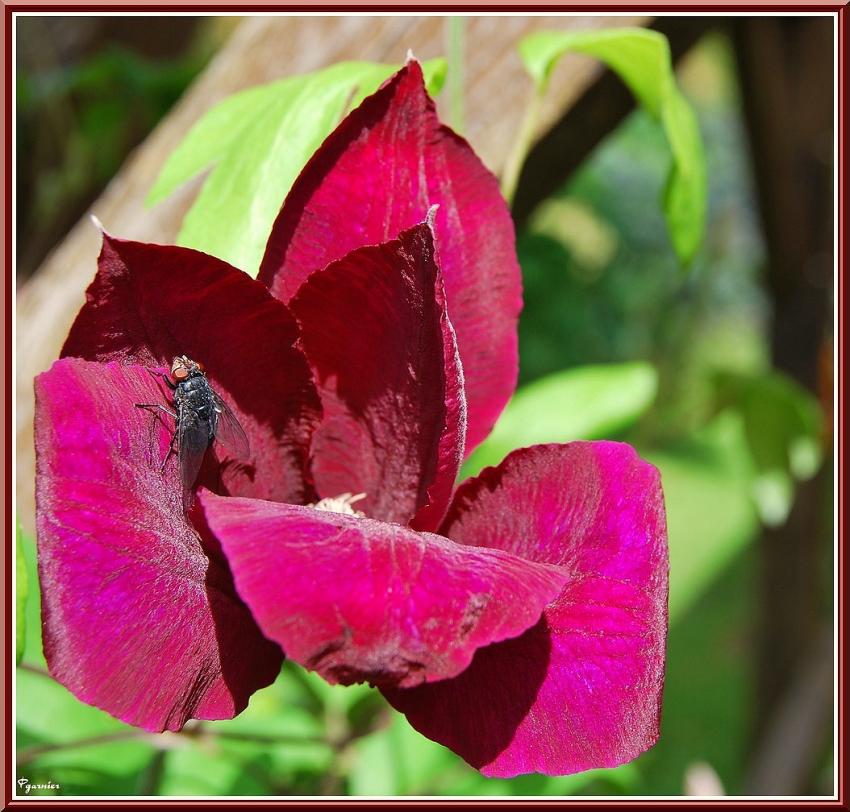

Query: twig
[745,625,834,794]
[211,729,328,747]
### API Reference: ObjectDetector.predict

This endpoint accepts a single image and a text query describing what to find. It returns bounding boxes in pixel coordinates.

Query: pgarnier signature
[17,776,61,794]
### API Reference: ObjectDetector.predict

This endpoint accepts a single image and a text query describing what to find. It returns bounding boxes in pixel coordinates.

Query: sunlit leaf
[148,58,446,277]
[17,530,45,667]
[17,668,136,746]
[518,28,706,265]
[349,729,402,795]
[462,362,657,478]
[349,713,464,795]
[645,411,759,619]
[16,520,28,665]
[158,741,269,796]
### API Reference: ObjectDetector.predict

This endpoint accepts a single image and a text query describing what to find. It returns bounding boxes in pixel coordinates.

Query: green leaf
[639,545,757,793]
[18,532,48,669]
[16,520,28,665]
[350,709,642,795]
[16,664,154,795]
[349,712,465,795]
[349,727,402,795]
[158,740,270,796]
[422,58,448,97]
[17,668,137,747]
[644,411,759,619]
[148,58,446,278]
[462,362,657,479]
[186,671,334,795]
[519,29,667,112]
[517,28,706,265]
[712,370,824,525]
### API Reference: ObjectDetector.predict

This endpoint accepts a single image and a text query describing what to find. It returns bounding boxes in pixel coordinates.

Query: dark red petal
[62,234,321,504]
[411,254,466,533]
[289,221,465,528]
[259,61,521,455]
[34,359,282,731]
[384,442,668,777]
[199,491,568,690]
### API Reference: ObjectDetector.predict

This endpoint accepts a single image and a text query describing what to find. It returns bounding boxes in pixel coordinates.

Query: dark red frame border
[3,5,844,809]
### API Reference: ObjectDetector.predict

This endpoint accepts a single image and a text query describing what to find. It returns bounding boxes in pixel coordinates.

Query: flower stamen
[308,492,367,517]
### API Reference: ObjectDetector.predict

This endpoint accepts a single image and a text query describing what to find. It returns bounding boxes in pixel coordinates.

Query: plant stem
[213,728,328,747]
[445,16,465,133]
[17,731,156,765]
[18,662,51,679]
[501,84,545,206]
[16,724,330,766]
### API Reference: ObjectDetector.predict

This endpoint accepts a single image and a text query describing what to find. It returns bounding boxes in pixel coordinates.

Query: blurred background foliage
[15,17,236,281]
[15,17,834,798]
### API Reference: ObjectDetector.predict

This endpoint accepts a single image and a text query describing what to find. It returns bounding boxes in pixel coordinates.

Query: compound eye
[195,360,205,372]
[172,367,189,381]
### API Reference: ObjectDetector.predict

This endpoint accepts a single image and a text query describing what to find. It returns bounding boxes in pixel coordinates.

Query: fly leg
[146,368,177,403]
[134,403,177,419]
[159,429,178,473]
[146,367,176,389]
[135,403,178,472]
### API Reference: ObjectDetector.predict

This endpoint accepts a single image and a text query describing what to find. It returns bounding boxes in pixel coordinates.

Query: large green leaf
[645,411,759,619]
[148,58,446,278]
[16,665,155,795]
[462,361,657,479]
[518,28,706,265]
[637,547,756,794]
[349,709,641,795]
[16,520,28,665]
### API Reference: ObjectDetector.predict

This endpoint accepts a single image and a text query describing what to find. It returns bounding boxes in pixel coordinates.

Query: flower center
[308,492,366,517]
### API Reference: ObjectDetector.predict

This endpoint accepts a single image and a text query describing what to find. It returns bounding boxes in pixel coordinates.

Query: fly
[135,355,250,510]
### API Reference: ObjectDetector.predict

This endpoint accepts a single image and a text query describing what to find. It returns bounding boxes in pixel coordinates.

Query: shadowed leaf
[518,28,706,264]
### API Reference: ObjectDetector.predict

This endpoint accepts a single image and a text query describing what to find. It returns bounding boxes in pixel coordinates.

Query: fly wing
[178,409,210,511]
[211,391,250,459]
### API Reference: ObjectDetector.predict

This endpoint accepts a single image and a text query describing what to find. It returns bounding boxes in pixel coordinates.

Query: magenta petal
[289,221,465,528]
[61,234,321,504]
[34,359,283,731]
[200,491,568,689]
[259,61,521,455]
[384,442,668,777]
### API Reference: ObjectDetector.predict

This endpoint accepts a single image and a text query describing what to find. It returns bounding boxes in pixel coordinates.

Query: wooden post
[731,16,834,792]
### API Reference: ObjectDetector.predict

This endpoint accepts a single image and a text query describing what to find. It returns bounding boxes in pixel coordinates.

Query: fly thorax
[179,379,213,414]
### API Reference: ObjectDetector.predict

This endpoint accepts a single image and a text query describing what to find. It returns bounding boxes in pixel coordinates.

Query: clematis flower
[34,61,668,778]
